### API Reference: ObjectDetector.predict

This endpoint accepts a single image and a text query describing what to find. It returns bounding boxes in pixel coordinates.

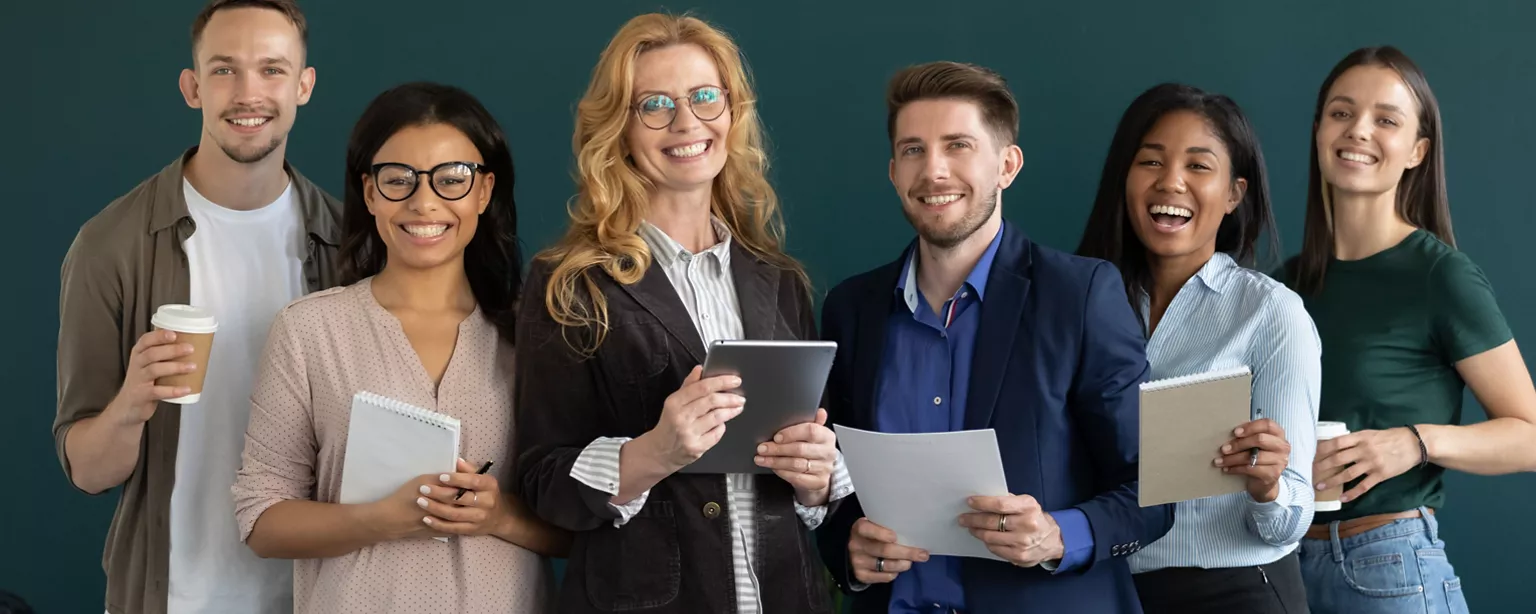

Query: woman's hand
[1214,417,1291,503]
[643,366,746,472]
[755,408,838,506]
[415,459,510,536]
[1313,427,1423,503]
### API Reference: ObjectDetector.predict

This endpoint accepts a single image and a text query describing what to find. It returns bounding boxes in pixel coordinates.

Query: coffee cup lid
[1316,421,1350,438]
[152,304,219,333]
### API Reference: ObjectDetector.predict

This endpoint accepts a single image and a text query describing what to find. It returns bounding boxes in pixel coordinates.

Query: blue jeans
[1297,507,1469,614]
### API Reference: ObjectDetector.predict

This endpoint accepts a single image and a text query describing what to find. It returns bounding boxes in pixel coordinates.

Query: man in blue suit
[817,61,1176,613]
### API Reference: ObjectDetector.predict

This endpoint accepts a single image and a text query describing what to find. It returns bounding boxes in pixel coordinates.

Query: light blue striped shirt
[1128,252,1322,572]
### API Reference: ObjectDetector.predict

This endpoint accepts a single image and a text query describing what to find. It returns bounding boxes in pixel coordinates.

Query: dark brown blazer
[513,242,834,614]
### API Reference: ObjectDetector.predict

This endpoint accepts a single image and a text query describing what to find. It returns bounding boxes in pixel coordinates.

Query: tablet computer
[679,339,838,474]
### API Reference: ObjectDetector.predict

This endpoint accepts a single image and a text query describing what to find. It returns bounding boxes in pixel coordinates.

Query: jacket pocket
[584,500,681,611]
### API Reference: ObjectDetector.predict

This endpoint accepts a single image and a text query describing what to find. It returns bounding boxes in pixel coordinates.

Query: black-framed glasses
[369,161,487,202]
[632,86,730,130]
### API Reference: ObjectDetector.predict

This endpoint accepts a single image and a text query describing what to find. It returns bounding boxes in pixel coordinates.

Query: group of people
[50,0,1536,613]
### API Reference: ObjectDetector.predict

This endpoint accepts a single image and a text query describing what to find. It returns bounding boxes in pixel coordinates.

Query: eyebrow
[894,133,978,148]
[1327,95,1405,115]
[633,84,722,99]
[204,55,293,68]
[1139,143,1217,156]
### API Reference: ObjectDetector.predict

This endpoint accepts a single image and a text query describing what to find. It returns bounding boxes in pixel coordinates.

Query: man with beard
[816,61,1175,613]
[52,2,342,613]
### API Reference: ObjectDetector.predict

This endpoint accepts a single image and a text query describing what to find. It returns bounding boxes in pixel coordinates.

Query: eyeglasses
[369,161,487,202]
[632,86,730,130]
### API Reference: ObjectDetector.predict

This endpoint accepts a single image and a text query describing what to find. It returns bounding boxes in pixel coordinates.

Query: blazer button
[702,501,721,519]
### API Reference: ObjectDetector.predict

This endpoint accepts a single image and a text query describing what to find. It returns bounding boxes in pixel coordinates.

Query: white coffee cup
[150,305,219,404]
[1313,421,1351,511]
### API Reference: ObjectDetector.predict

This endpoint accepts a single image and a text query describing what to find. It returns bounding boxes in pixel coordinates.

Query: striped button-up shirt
[570,217,853,612]
[1128,252,1321,572]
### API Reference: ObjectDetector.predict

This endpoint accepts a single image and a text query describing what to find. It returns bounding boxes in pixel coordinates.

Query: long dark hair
[1293,46,1450,296]
[1076,82,1277,326]
[339,82,523,343]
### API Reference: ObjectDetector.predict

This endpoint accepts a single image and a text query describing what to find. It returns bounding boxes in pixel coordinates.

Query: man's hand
[958,494,1063,567]
[847,517,929,584]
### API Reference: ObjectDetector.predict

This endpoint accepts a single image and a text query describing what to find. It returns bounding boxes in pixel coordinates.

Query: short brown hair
[190,0,308,62]
[886,61,1019,149]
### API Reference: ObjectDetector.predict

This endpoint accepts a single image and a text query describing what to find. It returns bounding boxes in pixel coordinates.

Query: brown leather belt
[1305,508,1433,541]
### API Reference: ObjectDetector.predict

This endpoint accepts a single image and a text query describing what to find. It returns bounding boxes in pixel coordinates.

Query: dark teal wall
[6,1,1532,611]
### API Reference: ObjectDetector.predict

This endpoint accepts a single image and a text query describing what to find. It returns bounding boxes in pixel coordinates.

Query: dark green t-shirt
[1281,229,1513,522]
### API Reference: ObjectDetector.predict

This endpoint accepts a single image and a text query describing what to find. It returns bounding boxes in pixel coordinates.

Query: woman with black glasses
[231,82,567,613]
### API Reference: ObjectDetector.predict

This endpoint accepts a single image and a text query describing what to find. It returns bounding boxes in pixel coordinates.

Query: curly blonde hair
[538,12,807,354]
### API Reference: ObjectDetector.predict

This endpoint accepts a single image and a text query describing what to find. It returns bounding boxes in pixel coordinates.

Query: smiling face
[889,98,1021,249]
[624,43,731,196]
[1315,65,1430,199]
[179,7,314,164]
[1125,110,1246,262]
[363,123,494,274]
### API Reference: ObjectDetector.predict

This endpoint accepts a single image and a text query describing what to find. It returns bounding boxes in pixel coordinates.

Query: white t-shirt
[167,177,305,613]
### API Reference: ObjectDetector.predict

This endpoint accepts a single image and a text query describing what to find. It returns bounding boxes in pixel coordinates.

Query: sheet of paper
[1138,368,1252,507]
[834,425,1010,561]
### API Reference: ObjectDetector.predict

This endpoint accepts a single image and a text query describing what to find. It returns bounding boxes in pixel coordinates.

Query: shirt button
[703,313,711,319]
[702,501,721,519]
[933,396,942,405]
[961,292,969,298]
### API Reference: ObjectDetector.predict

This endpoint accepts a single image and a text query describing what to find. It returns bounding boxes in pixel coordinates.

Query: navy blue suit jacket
[817,223,1176,613]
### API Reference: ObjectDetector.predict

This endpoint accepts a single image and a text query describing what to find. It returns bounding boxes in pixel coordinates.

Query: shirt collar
[638,216,734,269]
[895,221,1005,313]
[1192,251,1238,295]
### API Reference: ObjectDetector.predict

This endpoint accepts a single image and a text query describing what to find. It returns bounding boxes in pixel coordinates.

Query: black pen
[454,460,495,501]
[1249,408,1262,467]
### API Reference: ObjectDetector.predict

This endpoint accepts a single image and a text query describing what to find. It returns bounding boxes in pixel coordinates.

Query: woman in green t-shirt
[1285,45,1536,614]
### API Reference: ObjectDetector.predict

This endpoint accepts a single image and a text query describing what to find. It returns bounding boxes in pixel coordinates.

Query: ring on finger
[998,514,1009,532]
[802,458,812,473]
[875,557,885,573]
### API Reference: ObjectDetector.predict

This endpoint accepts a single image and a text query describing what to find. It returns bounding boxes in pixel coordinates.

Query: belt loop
[1329,521,1345,563]
[1420,506,1438,542]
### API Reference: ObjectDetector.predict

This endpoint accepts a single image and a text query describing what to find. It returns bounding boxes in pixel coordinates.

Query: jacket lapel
[850,252,906,430]
[963,225,1033,431]
[618,261,708,363]
[731,243,781,341]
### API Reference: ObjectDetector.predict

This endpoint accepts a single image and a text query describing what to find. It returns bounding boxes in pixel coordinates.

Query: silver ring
[875,557,885,573]
[1249,451,1259,468]
[998,514,1009,532]
[803,458,813,474]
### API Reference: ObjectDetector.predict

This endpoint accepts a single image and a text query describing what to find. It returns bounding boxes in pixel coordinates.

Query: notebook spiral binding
[354,391,462,429]
[1139,365,1252,392]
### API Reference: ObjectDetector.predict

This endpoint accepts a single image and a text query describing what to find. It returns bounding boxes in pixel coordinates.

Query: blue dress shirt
[873,223,1093,613]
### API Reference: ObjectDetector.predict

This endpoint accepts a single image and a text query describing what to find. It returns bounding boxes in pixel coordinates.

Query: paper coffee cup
[1313,421,1350,511]
[151,305,218,405]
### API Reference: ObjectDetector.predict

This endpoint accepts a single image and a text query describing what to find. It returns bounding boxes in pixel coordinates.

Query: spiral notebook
[1138,365,1252,507]
[339,391,462,509]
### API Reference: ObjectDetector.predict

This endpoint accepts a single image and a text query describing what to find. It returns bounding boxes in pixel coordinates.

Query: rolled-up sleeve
[231,310,317,542]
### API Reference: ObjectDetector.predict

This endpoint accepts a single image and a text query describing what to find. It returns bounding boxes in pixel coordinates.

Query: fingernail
[731,377,742,387]
[177,387,191,395]
[165,331,177,340]
[440,474,450,482]
[774,435,784,443]
[1316,483,1326,490]
[419,485,431,495]
[1213,458,1223,467]
[757,444,767,454]
[754,456,765,465]
[1340,495,1351,503]
[1221,445,1232,453]
[1234,428,1245,436]
[1221,467,1229,473]
[422,517,433,525]
[416,497,429,508]
[920,552,930,562]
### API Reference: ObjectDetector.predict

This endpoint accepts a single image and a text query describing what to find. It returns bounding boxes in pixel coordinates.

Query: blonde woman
[512,13,849,614]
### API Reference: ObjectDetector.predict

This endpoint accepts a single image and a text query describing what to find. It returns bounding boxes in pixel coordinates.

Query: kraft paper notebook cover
[339,391,462,508]
[1138,366,1251,507]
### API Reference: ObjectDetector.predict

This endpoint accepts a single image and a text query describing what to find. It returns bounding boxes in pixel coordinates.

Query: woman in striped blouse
[1076,83,1321,613]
